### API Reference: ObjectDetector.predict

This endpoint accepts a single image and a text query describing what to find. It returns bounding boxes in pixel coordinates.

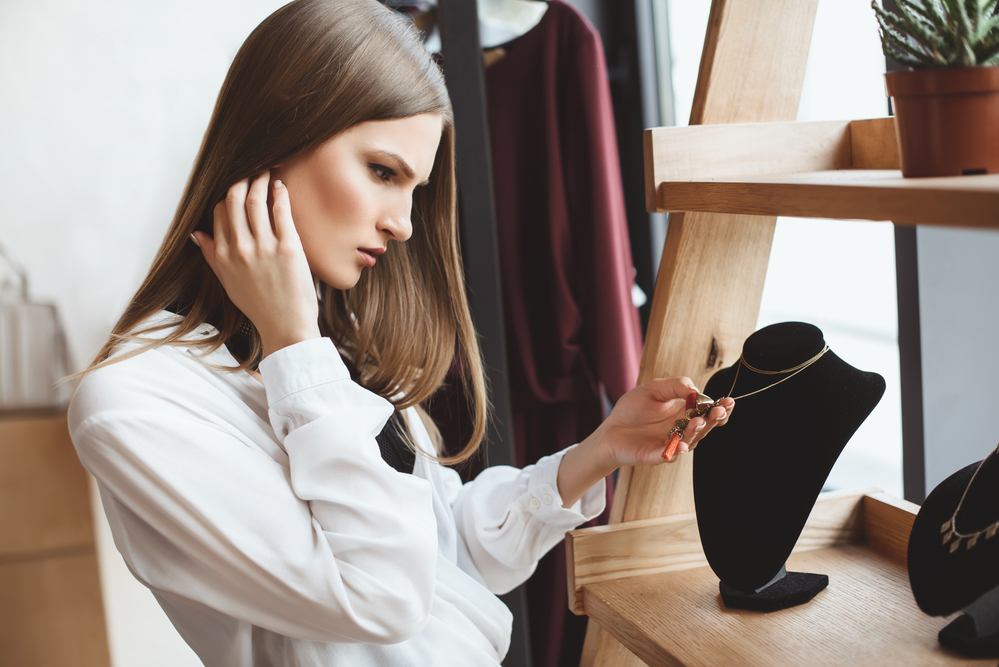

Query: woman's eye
[370,164,395,182]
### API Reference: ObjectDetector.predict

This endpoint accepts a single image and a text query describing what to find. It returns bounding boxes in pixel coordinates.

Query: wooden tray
[567,489,993,666]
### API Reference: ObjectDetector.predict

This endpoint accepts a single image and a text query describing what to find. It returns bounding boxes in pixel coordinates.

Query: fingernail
[189,233,201,248]
[274,180,283,188]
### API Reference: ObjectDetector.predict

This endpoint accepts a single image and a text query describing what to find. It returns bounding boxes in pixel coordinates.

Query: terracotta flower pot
[885,66,999,177]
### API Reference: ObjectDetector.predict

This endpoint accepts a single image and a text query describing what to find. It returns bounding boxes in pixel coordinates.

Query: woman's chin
[318,270,363,291]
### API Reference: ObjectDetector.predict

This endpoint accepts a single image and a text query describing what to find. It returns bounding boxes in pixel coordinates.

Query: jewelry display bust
[909,444,999,657]
[694,322,886,611]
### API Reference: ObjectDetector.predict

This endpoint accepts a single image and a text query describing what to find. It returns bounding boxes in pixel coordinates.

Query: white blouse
[69,311,605,666]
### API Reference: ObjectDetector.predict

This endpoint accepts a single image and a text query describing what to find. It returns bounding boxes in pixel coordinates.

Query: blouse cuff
[258,337,349,404]
[521,445,605,526]
[258,337,392,442]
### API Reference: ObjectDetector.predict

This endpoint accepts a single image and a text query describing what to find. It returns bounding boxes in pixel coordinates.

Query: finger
[661,437,690,462]
[271,179,298,241]
[642,377,699,404]
[687,403,734,450]
[245,171,272,240]
[683,416,707,445]
[192,231,220,280]
[213,200,231,247]
[714,398,735,424]
[225,178,252,245]
[709,406,728,423]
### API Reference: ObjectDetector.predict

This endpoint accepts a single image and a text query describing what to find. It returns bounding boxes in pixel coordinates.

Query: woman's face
[276,113,443,290]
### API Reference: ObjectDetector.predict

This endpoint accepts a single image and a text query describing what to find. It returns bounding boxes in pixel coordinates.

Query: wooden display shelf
[643,118,999,227]
[579,2,999,664]
[568,490,990,666]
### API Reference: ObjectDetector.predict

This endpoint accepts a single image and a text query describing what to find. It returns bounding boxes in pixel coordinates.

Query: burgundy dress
[484,2,643,665]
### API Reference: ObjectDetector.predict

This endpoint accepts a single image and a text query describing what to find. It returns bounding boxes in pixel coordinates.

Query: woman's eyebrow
[369,149,430,185]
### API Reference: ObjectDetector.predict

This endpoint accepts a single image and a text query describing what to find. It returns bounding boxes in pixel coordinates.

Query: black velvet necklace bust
[694,322,886,609]
[908,447,999,656]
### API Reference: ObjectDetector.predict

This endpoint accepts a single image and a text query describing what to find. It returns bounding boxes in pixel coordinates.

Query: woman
[69,1,733,665]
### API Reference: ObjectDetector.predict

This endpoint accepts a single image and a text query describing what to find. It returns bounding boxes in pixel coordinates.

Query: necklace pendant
[661,392,719,461]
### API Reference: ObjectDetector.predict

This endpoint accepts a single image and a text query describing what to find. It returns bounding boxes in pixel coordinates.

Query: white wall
[0,2,285,665]
[667,0,903,497]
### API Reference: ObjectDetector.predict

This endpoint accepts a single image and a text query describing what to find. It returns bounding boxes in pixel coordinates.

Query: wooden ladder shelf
[569,0,999,664]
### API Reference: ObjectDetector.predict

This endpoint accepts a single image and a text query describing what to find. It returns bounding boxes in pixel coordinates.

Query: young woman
[69,1,733,665]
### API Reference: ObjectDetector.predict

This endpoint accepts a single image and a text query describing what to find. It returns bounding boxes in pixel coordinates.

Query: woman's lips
[357,249,377,267]
[357,247,384,268]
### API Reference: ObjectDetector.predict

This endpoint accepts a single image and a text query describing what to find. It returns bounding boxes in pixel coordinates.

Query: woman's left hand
[556,377,734,508]
[596,377,734,467]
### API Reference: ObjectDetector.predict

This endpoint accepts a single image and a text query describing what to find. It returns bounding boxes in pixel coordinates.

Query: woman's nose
[379,196,414,241]
[379,214,412,242]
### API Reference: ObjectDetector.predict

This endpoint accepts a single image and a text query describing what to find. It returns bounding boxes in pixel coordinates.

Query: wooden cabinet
[0,413,110,667]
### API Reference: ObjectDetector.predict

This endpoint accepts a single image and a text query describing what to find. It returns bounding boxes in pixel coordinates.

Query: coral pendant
[662,432,683,461]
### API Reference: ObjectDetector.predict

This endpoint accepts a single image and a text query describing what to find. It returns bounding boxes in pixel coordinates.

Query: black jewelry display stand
[938,584,999,657]
[694,322,886,611]
[718,566,829,612]
[909,448,999,658]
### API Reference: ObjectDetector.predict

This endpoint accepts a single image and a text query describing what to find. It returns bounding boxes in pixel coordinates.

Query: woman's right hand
[192,171,321,358]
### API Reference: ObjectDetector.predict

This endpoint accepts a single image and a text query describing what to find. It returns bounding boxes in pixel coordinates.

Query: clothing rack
[436,2,532,666]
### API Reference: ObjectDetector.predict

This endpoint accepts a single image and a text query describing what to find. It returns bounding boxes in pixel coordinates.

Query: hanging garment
[484,2,644,665]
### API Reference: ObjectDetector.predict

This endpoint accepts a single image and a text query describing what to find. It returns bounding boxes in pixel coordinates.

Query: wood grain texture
[643,117,901,203]
[588,0,820,661]
[580,621,643,667]
[583,544,986,667]
[568,489,869,615]
[0,552,111,667]
[615,0,820,528]
[0,414,94,558]
[644,120,852,190]
[609,209,776,523]
[656,172,999,227]
[864,492,920,564]
[850,117,900,170]
[691,0,819,125]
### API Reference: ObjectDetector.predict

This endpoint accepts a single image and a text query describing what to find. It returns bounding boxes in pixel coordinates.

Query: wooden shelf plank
[568,488,870,615]
[644,118,999,226]
[582,543,988,667]
[574,492,987,666]
[656,171,999,227]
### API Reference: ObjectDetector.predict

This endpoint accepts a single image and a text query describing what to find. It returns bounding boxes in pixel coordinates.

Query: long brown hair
[84,0,487,465]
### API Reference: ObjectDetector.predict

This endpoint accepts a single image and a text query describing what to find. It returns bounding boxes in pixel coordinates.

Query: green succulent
[872,0,999,67]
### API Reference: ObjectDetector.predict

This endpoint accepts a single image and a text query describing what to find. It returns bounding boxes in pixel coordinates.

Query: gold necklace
[723,344,830,400]
[940,441,999,553]
[661,345,830,461]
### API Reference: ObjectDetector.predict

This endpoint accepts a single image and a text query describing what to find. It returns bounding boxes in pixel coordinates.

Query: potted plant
[873,0,999,176]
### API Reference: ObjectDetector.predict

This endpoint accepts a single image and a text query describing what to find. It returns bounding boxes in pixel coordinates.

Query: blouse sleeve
[444,448,606,595]
[69,338,438,644]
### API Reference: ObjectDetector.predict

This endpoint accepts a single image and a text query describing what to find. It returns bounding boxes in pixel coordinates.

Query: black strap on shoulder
[343,359,415,475]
